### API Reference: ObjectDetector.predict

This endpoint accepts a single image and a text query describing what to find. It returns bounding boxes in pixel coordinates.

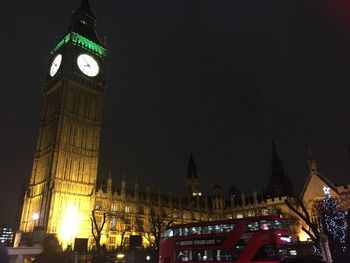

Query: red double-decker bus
[159,216,292,263]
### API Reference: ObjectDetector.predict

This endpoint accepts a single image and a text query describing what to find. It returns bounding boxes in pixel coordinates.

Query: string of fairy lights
[322,186,348,252]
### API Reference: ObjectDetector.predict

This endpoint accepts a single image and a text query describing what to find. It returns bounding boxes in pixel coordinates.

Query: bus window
[203,250,214,261]
[216,250,232,261]
[175,250,235,262]
[177,228,188,236]
[198,224,235,235]
[193,251,203,261]
[175,251,190,262]
[246,221,259,232]
[258,220,289,231]
[222,224,234,232]
[272,220,289,231]
[183,228,190,236]
[163,229,174,237]
[174,228,181,236]
[259,220,270,231]
[247,220,288,232]
[190,227,201,235]
[214,225,222,233]
[202,225,213,234]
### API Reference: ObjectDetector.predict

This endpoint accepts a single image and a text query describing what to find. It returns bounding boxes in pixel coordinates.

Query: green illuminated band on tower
[51,32,106,57]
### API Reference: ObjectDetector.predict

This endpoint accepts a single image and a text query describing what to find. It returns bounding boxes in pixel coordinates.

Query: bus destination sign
[175,238,224,247]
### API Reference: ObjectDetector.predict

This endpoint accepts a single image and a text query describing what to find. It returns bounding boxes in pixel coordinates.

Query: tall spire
[308,147,319,176]
[272,140,278,158]
[271,140,281,165]
[121,174,126,198]
[78,0,95,19]
[134,178,139,199]
[186,154,201,196]
[265,141,294,197]
[107,172,112,193]
[69,0,102,45]
[187,153,197,179]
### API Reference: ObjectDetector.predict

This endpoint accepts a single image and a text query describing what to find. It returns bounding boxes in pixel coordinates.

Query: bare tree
[90,208,111,255]
[114,211,130,249]
[285,198,334,262]
[144,209,174,254]
[285,198,320,244]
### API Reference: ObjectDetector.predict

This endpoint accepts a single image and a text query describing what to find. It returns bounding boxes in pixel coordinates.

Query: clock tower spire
[19,0,107,246]
[69,0,102,45]
[78,0,96,18]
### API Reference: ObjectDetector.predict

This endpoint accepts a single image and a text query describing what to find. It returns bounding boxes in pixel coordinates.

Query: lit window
[248,211,255,217]
[236,214,243,219]
[110,218,116,231]
[125,206,131,213]
[111,204,118,212]
[261,209,269,216]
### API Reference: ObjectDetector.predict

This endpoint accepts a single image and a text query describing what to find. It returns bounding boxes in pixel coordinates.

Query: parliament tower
[19,0,106,245]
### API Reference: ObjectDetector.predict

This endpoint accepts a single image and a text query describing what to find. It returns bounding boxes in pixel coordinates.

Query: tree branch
[301,226,317,243]
[285,198,320,243]
[285,199,309,224]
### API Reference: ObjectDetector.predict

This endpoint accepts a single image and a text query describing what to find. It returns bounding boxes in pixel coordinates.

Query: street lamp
[32,213,39,221]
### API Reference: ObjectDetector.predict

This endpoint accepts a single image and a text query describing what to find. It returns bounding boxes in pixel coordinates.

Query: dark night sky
[1,0,350,226]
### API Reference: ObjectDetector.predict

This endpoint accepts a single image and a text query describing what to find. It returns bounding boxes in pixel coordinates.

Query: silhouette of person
[33,235,68,263]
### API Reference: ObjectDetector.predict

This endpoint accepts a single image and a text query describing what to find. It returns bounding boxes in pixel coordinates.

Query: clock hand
[83,56,90,67]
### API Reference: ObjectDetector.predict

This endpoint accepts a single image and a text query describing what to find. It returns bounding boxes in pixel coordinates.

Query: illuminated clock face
[77,54,99,77]
[49,54,62,77]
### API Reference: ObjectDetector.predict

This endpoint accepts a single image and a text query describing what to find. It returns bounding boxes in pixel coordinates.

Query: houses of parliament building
[18,0,350,250]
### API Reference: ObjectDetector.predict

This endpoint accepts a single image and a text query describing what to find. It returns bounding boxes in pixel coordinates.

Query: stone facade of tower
[19,0,106,245]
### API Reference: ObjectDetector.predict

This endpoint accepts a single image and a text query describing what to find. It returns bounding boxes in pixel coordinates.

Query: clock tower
[19,0,106,244]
